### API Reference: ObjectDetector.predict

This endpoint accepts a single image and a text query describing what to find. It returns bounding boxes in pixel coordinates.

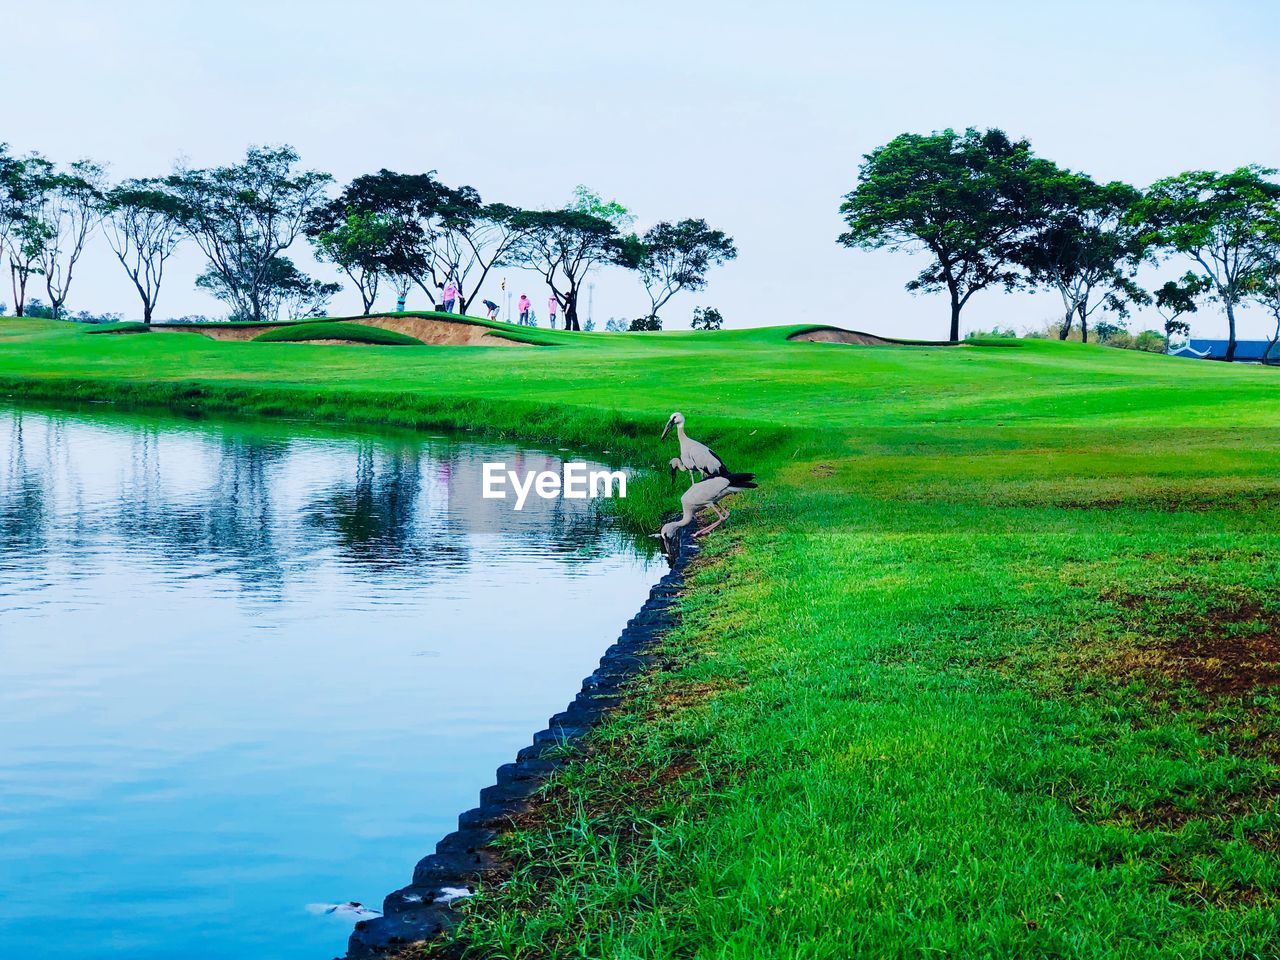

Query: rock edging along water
[345,533,696,959]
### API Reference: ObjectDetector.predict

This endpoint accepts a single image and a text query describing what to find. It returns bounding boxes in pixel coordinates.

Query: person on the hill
[517,294,531,326]
[481,299,500,321]
[442,279,459,313]
[547,296,559,329]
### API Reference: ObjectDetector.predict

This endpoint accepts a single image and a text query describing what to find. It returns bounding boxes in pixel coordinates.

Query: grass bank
[2,317,1279,958]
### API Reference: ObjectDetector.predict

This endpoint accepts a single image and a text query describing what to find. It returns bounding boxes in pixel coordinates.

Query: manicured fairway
[2,316,1278,959]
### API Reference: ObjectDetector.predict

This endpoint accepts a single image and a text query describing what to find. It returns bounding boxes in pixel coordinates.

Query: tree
[569,185,635,231]
[39,160,106,318]
[433,201,530,314]
[839,128,1050,341]
[636,219,736,322]
[169,146,331,322]
[2,153,54,317]
[104,179,184,324]
[691,306,724,330]
[307,205,396,314]
[321,170,521,312]
[197,255,339,322]
[1152,272,1210,346]
[1136,166,1280,361]
[509,208,623,331]
[1017,174,1148,342]
[1246,225,1280,362]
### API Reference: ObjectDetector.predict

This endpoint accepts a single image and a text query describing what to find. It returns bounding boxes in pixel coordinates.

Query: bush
[691,306,723,331]
[629,315,662,332]
[1134,330,1167,353]
[253,322,423,346]
[965,326,1017,339]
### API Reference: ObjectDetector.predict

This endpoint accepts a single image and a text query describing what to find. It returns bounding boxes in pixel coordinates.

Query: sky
[2,0,1278,339]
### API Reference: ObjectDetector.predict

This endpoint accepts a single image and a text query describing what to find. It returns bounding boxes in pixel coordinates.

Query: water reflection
[0,403,658,960]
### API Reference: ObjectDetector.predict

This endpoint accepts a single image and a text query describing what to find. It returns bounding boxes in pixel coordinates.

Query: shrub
[691,306,724,331]
[628,315,662,332]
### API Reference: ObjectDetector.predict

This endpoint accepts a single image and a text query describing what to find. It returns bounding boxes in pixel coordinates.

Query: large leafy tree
[104,179,186,325]
[322,170,521,313]
[1,152,55,317]
[839,128,1054,341]
[307,205,396,314]
[39,159,107,318]
[1247,222,1280,362]
[168,146,331,323]
[197,255,339,322]
[509,207,624,331]
[635,218,737,323]
[1135,166,1280,361]
[1017,174,1148,342]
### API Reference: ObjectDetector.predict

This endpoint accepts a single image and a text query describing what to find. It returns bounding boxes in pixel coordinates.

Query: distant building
[1169,339,1277,362]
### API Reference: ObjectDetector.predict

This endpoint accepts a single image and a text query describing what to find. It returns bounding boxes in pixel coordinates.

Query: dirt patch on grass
[787,326,958,346]
[1102,583,1280,695]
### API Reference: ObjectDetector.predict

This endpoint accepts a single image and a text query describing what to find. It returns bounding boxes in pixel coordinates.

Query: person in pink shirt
[517,294,531,326]
[441,279,459,313]
[547,296,559,329]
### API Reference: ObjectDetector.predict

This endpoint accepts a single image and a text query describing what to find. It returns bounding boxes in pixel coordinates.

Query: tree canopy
[1135,166,1280,360]
[839,128,1053,341]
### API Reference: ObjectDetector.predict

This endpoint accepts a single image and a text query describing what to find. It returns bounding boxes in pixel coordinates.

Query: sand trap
[153,324,282,342]
[152,315,532,347]
[355,315,528,346]
[788,326,955,347]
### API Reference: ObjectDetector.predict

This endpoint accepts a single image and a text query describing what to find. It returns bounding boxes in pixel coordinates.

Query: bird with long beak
[656,472,757,549]
[661,412,733,486]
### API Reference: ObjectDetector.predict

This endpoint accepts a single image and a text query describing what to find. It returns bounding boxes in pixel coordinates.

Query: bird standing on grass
[657,472,757,549]
[661,412,734,485]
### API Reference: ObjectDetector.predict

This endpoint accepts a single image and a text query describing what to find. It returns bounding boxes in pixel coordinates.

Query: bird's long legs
[694,504,730,537]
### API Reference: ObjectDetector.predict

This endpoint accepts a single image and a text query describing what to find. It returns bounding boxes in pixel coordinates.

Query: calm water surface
[0,404,659,959]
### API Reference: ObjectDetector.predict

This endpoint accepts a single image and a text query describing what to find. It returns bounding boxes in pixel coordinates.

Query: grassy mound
[251,321,423,345]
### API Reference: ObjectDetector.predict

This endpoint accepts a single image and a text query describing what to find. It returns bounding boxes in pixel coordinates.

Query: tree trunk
[1058,308,1073,340]
[1078,303,1088,344]
[948,295,961,342]
[11,261,27,317]
[1225,300,1237,361]
[143,302,153,325]
[565,289,581,331]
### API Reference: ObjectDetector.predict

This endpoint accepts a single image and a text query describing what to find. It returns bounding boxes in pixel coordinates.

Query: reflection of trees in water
[3,405,656,594]
[304,442,468,575]
[205,436,288,593]
[106,431,290,599]
[0,412,47,555]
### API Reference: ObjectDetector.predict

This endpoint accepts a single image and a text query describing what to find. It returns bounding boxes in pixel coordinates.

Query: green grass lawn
[2,316,1278,958]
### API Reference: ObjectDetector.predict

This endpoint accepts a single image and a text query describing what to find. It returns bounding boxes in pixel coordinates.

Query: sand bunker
[788,327,954,347]
[153,315,531,347]
[153,324,276,341]
[355,315,527,346]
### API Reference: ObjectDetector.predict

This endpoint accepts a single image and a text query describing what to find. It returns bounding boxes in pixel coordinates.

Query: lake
[0,403,660,959]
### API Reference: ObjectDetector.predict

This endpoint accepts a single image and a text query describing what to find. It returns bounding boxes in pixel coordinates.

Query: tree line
[840,127,1280,360]
[0,144,737,331]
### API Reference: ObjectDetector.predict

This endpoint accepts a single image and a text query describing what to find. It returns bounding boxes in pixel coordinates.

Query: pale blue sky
[3,0,1278,338]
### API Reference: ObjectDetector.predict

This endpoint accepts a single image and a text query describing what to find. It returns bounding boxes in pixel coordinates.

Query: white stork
[661,412,732,485]
[657,471,757,547]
